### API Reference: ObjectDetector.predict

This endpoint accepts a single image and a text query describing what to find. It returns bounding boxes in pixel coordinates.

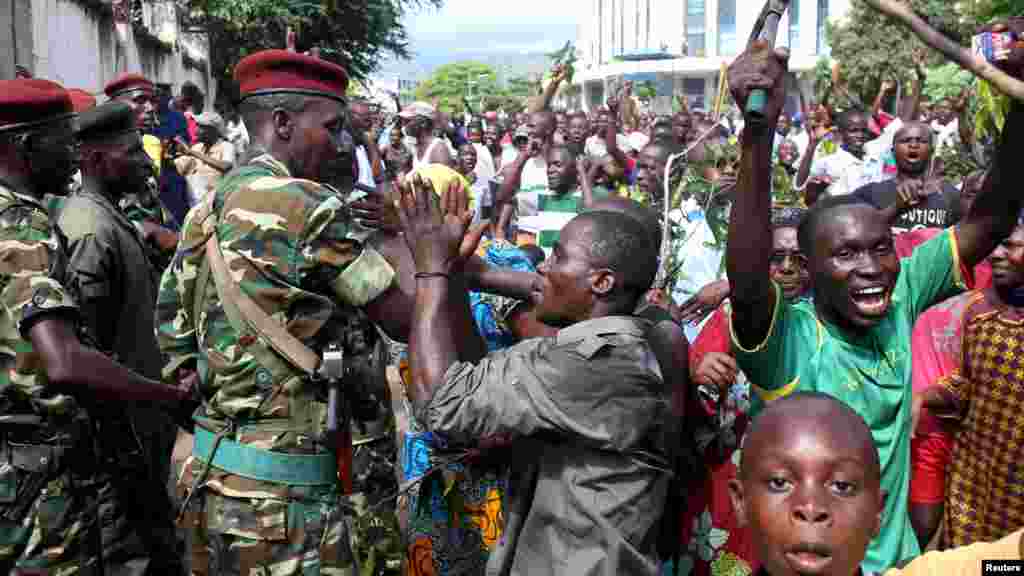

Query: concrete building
[1,0,212,105]
[362,74,423,110]
[571,0,851,113]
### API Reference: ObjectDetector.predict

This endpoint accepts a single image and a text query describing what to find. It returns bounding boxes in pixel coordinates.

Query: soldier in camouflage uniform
[0,78,191,575]
[156,50,406,575]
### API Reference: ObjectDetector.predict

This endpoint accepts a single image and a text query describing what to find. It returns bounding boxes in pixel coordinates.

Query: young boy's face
[729,399,884,576]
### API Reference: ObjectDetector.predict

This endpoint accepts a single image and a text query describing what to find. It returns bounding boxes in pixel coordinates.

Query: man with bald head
[399,177,669,575]
[853,121,961,233]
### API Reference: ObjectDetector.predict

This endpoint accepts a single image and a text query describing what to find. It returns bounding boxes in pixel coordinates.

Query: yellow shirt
[884,529,1022,576]
[142,134,162,177]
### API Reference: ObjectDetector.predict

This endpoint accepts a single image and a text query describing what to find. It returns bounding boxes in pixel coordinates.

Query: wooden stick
[862,0,1024,101]
[713,62,729,120]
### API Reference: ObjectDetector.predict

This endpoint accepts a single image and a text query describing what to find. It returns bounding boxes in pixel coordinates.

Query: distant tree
[415,61,500,114]
[187,0,441,100]
[827,0,975,105]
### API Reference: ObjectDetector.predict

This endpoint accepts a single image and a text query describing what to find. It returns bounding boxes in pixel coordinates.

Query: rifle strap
[203,234,320,376]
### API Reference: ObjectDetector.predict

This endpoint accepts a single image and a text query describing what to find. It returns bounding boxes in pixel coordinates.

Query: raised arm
[398,176,487,416]
[726,42,790,350]
[956,101,1024,268]
[872,79,896,120]
[604,95,631,174]
[495,148,533,206]
[902,68,925,122]
[527,66,567,114]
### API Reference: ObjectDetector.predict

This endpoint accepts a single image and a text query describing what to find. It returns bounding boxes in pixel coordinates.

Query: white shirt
[472,143,496,182]
[669,203,726,343]
[226,120,249,158]
[355,146,375,190]
[584,133,629,158]
[501,145,520,166]
[810,146,889,197]
[513,157,549,218]
[932,118,960,154]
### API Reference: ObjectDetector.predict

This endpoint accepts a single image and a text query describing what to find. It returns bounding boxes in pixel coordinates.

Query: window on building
[684,78,705,110]
[788,0,800,52]
[718,0,737,57]
[686,0,705,57]
[817,0,830,55]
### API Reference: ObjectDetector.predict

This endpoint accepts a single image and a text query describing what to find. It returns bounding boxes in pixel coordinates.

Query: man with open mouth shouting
[723,24,1024,575]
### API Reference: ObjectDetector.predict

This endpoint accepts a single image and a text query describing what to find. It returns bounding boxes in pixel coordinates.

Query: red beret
[0,79,73,132]
[104,73,155,99]
[67,89,97,113]
[234,50,348,103]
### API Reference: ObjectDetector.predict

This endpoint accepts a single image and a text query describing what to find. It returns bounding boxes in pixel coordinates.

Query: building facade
[571,0,850,113]
[1,0,212,105]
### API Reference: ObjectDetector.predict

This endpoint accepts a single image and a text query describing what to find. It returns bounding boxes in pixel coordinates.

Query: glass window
[686,0,705,57]
[684,78,706,110]
[788,0,800,52]
[718,0,737,57]
[817,0,830,55]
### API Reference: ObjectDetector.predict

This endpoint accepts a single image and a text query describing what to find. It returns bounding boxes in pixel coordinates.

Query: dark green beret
[75,101,137,143]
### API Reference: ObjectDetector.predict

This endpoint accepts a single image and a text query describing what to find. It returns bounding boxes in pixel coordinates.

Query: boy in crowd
[731,392,1023,576]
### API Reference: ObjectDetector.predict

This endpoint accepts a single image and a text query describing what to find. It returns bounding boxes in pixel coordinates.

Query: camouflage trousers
[181,488,402,576]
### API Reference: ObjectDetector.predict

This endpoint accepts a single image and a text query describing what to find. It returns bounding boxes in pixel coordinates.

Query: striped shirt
[516,189,583,255]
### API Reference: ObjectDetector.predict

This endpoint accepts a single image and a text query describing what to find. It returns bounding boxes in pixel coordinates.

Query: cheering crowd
[0,12,1024,576]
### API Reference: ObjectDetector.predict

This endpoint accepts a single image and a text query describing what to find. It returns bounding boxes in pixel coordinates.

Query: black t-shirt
[852,179,961,234]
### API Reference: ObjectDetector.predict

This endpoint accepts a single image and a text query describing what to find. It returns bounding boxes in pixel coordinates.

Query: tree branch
[862,0,1024,101]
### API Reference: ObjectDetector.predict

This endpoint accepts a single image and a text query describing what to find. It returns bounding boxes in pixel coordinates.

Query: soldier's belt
[193,425,337,486]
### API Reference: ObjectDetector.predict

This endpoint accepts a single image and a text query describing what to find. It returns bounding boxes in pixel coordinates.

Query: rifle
[745,0,790,122]
[319,344,353,494]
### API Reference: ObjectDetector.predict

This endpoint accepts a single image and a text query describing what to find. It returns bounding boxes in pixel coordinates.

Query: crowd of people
[0,13,1023,576]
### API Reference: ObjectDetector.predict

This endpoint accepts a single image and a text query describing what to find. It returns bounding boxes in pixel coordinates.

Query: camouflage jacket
[156,152,396,480]
[0,182,148,573]
[160,153,402,573]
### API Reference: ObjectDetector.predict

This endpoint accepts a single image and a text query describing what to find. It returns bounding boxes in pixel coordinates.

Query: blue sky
[384,0,580,72]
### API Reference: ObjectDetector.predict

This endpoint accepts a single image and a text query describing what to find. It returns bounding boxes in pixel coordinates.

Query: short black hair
[893,121,935,148]
[836,108,868,131]
[520,244,546,268]
[797,195,873,257]
[585,196,662,249]
[531,110,555,132]
[642,140,681,163]
[238,93,310,126]
[742,391,880,480]
[574,210,658,302]
[547,143,574,162]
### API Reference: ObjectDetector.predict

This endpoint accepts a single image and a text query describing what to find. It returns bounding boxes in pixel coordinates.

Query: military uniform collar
[249,153,293,178]
[555,315,651,345]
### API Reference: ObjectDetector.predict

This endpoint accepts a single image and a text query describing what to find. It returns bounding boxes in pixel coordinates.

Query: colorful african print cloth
[398,239,538,574]
[941,289,1024,549]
